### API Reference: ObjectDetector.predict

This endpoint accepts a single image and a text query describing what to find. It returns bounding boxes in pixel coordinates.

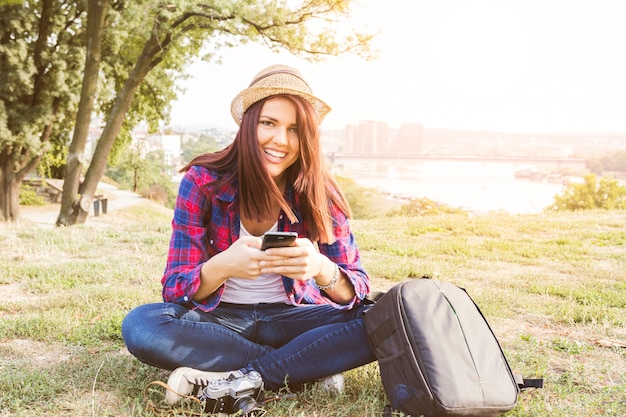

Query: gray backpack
[364,277,542,417]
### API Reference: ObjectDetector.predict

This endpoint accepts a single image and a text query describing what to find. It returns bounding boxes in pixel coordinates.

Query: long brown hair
[182,95,351,244]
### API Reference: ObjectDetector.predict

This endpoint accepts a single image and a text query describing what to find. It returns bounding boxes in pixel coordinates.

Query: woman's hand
[259,238,323,282]
[218,236,266,280]
[193,236,264,302]
[260,237,356,304]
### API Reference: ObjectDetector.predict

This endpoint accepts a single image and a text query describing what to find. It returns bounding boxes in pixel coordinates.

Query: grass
[1,201,625,416]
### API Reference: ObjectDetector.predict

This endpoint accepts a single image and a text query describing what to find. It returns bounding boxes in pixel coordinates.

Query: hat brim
[231,86,331,126]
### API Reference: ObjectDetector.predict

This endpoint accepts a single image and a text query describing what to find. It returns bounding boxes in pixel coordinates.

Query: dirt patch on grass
[0,283,29,303]
[0,282,47,305]
[0,339,73,366]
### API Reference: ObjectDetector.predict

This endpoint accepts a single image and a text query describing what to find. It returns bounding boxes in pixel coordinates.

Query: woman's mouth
[264,148,286,160]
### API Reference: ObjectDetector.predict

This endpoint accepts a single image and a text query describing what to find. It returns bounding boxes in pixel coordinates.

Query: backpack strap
[382,404,394,417]
[364,290,386,304]
[514,373,544,389]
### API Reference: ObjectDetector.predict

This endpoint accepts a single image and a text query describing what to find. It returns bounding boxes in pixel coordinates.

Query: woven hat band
[249,69,312,93]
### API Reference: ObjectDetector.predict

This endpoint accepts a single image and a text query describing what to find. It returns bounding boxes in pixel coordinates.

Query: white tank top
[220,221,291,304]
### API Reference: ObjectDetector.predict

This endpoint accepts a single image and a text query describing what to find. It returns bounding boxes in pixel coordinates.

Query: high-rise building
[344,120,389,154]
[390,123,424,154]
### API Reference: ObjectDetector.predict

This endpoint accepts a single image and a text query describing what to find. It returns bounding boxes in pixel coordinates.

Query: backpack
[364,277,542,417]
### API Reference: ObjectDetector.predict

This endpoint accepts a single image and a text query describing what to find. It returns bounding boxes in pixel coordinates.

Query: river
[336,160,570,214]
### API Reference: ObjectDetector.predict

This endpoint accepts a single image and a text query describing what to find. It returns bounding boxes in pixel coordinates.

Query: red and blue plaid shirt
[161,165,370,312]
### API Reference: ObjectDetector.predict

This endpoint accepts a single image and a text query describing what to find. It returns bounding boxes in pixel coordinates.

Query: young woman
[121,64,376,406]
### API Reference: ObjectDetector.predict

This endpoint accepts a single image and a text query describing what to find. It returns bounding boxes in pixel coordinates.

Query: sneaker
[317,373,344,394]
[164,367,231,405]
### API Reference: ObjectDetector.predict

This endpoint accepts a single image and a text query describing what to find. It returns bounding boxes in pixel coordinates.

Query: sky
[169,0,626,134]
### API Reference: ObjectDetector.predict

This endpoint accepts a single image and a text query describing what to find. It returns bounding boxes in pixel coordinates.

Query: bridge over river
[325,153,587,170]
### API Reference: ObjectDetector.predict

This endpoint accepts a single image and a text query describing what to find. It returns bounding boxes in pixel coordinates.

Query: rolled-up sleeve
[318,207,370,307]
[161,168,215,309]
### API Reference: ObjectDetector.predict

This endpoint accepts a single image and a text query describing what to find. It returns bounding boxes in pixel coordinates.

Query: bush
[548,174,626,211]
[335,177,463,218]
[141,185,169,205]
[19,185,47,206]
[335,176,384,219]
[106,149,178,208]
[390,197,466,216]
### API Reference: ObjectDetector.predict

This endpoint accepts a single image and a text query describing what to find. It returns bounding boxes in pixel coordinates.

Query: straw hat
[230,64,331,126]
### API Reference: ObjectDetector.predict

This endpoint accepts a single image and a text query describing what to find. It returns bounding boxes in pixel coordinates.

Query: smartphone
[261,231,298,251]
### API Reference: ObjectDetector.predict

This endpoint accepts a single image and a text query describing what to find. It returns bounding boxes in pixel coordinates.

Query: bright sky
[169,0,626,134]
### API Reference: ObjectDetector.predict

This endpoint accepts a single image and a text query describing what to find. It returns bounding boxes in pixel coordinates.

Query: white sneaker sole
[164,367,231,405]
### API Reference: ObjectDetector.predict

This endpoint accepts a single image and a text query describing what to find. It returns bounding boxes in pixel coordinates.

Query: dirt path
[19,183,144,226]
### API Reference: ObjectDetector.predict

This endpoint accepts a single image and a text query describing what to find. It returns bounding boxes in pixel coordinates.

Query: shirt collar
[214,176,238,203]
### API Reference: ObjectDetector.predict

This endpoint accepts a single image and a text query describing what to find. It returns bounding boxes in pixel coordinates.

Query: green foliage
[18,185,46,206]
[389,197,467,217]
[586,150,626,174]
[335,178,465,219]
[180,134,222,163]
[3,0,375,222]
[335,176,384,219]
[106,148,143,191]
[0,1,85,160]
[96,0,376,168]
[548,174,626,211]
[106,149,178,207]
[37,132,69,179]
[0,1,87,220]
[0,1,85,138]
[586,157,604,175]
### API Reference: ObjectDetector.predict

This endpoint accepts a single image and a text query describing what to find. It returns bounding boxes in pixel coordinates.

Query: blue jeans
[121,302,376,391]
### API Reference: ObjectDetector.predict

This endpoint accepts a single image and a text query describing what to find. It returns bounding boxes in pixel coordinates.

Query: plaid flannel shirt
[161,165,370,312]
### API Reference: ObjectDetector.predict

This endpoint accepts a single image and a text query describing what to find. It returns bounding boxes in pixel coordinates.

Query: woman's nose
[272,128,288,145]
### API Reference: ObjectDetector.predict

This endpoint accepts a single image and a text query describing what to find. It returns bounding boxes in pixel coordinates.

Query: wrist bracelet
[314,263,339,291]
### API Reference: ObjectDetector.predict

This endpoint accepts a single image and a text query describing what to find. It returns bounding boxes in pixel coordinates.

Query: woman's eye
[289,127,298,133]
[260,120,273,126]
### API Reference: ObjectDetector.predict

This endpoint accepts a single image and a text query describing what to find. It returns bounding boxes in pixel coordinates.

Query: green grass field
[1,202,624,416]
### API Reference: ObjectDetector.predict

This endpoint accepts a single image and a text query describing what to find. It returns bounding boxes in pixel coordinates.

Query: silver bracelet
[314,263,339,291]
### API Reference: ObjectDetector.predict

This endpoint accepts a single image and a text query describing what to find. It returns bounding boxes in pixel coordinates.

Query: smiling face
[256,96,300,189]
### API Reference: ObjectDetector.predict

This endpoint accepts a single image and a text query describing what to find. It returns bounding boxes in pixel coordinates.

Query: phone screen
[261,232,297,251]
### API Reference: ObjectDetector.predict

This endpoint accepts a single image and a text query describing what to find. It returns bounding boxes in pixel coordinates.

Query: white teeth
[265,149,286,158]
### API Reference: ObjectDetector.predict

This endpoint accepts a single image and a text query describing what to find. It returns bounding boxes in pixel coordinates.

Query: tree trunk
[77,72,150,224]
[61,30,161,225]
[1,181,21,224]
[0,143,46,222]
[0,156,21,222]
[56,0,110,227]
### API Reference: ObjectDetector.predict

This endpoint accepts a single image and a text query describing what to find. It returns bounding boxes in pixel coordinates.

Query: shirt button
[183,296,189,302]
[210,240,214,245]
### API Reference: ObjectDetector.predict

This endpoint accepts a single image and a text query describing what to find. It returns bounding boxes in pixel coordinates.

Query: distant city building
[390,123,424,155]
[145,132,183,169]
[320,129,343,154]
[345,124,357,154]
[86,115,626,175]
[345,120,389,155]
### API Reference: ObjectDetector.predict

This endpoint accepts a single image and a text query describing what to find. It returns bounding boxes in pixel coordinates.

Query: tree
[587,150,626,176]
[56,0,375,226]
[181,134,222,163]
[0,0,86,221]
[107,148,178,206]
[601,150,626,173]
[585,157,603,175]
[56,0,110,225]
[106,147,145,193]
[1,0,374,224]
